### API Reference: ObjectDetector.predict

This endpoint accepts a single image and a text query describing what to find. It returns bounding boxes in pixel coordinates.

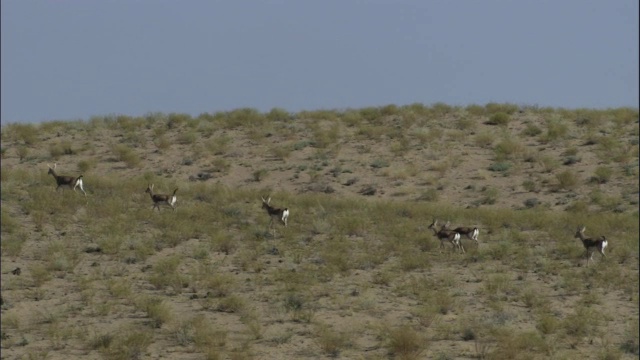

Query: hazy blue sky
[2,1,638,123]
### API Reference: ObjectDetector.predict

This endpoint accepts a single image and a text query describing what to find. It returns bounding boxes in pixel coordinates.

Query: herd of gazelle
[46,164,609,265]
[428,219,479,254]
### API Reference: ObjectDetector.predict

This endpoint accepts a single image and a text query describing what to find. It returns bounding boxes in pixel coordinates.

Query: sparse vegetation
[0,104,637,359]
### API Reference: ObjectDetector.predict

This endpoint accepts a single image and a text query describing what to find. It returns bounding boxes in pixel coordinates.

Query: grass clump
[488,162,511,173]
[555,170,580,191]
[315,323,349,357]
[383,325,425,359]
[591,166,613,184]
[486,112,510,126]
[111,144,141,168]
[101,325,152,360]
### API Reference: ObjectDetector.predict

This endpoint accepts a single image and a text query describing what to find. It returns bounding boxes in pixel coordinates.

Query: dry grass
[1,104,638,359]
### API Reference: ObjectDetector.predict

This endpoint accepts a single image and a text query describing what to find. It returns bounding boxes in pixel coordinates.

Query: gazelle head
[428,219,438,230]
[47,163,57,175]
[574,225,587,239]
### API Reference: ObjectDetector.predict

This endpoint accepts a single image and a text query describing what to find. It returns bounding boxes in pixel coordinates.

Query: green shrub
[455,117,477,131]
[177,131,197,145]
[315,324,348,357]
[371,159,390,169]
[488,162,511,172]
[486,112,510,126]
[49,143,64,160]
[592,166,613,184]
[385,325,424,359]
[563,155,581,165]
[474,131,495,148]
[522,180,540,193]
[417,189,439,202]
[542,116,569,143]
[494,138,523,161]
[111,144,141,168]
[466,104,486,116]
[480,187,499,205]
[538,155,560,173]
[10,123,39,145]
[102,326,153,360]
[522,124,542,137]
[17,146,29,162]
[523,198,539,208]
[555,170,579,191]
[266,107,291,122]
[485,103,518,115]
[252,169,269,182]
[167,113,191,129]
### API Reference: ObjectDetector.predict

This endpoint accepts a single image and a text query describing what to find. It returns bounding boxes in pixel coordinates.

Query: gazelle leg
[75,182,87,196]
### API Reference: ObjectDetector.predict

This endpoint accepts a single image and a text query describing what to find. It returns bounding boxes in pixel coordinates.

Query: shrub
[522,124,542,137]
[485,103,519,115]
[385,325,424,359]
[17,146,29,162]
[474,131,495,148]
[555,170,579,191]
[563,155,581,165]
[77,159,96,173]
[494,138,523,161]
[620,321,639,354]
[252,169,269,182]
[49,143,65,160]
[10,123,39,145]
[102,326,153,360]
[166,113,191,129]
[592,166,613,184]
[465,104,485,116]
[522,180,540,193]
[371,159,390,169]
[488,162,511,172]
[486,112,510,126]
[315,324,348,357]
[542,116,569,143]
[266,107,291,122]
[538,155,560,173]
[480,187,500,205]
[417,189,439,202]
[455,117,477,131]
[111,144,141,168]
[177,131,197,145]
[523,198,539,208]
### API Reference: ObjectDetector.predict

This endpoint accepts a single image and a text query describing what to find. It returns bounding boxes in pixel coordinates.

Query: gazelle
[428,219,465,253]
[443,221,479,246]
[47,163,86,196]
[574,225,608,266]
[261,196,289,235]
[145,184,178,211]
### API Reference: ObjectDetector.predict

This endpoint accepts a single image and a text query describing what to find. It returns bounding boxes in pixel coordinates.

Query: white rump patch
[170,195,177,206]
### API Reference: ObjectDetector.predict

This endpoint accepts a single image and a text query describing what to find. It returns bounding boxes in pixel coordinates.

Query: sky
[2,1,638,124]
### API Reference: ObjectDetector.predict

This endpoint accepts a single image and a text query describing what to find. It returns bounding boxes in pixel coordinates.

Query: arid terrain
[1,104,638,359]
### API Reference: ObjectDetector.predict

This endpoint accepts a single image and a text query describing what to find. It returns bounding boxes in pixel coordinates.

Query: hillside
[1,104,639,359]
